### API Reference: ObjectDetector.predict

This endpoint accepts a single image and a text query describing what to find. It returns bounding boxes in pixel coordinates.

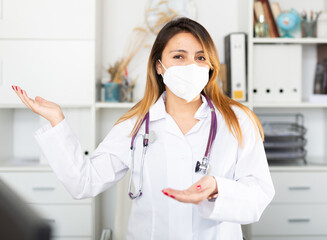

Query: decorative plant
[107,27,149,86]
[106,0,180,99]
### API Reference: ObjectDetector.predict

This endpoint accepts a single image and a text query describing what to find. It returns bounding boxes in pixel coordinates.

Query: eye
[173,55,183,59]
[197,56,206,61]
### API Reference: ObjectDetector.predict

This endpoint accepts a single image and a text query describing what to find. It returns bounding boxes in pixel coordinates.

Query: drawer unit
[252,204,327,235]
[30,204,92,237]
[0,171,94,239]
[245,169,327,240]
[0,172,91,204]
[271,172,327,203]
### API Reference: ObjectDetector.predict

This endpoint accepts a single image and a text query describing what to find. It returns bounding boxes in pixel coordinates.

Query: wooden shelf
[251,38,327,44]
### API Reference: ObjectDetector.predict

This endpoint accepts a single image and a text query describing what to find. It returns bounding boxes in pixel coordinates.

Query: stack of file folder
[262,114,307,164]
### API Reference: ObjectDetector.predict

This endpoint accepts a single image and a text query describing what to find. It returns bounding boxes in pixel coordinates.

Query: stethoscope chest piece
[195,157,210,175]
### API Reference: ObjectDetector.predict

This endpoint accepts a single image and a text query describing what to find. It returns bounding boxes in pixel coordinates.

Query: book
[313,62,325,94]
[259,0,279,37]
[314,45,327,94]
[270,2,282,36]
[254,1,265,24]
[318,44,327,63]
[323,59,327,94]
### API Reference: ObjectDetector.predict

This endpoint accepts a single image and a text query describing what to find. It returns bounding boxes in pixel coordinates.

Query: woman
[13,17,274,240]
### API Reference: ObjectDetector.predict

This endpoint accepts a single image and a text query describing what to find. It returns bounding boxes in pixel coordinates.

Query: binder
[253,44,302,103]
[224,33,247,102]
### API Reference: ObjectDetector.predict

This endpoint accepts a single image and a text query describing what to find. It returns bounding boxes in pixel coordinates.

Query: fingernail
[12,85,14,90]
[170,195,175,199]
[15,86,18,91]
[197,185,201,190]
[21,90,23,94]
[162,191,169,196]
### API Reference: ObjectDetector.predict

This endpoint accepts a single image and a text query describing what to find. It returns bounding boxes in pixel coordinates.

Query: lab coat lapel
[164,121,193,239]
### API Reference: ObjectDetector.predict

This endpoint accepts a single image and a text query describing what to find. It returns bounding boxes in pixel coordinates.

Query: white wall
[101,0,249,102]
[98,0,249,236]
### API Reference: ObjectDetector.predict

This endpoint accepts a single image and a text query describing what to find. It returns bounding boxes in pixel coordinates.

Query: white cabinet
[0,0,98,239]
[33,204,92,237]
[245,0,327,239]
[270,172,327,203]
[0,108,93,166]
[246,168,327,239]
[0,0,95,39]
[0,171,91,204]
[0,170,95,239]
[0,40,94,105]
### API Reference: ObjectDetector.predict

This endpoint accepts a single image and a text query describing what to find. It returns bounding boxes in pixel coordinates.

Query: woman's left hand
[162,175,218,204]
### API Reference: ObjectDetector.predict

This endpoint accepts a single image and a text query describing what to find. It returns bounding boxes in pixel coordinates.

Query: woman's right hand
[12,85,65,127]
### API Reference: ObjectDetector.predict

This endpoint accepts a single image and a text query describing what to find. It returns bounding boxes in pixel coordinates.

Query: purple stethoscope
[128,94,218,199]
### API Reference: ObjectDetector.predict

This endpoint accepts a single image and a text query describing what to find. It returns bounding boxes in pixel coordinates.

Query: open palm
[12,85,64,127]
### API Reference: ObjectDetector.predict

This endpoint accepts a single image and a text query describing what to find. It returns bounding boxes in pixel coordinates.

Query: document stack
[262,114,307,164]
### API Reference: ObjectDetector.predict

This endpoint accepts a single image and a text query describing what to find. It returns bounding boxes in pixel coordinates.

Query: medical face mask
[158,60,209,102]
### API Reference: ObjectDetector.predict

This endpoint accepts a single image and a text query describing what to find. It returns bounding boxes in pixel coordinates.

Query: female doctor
[13,17,274,240]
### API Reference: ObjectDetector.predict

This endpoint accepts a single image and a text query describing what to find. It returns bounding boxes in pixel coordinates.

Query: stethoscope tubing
[128,95,217,199]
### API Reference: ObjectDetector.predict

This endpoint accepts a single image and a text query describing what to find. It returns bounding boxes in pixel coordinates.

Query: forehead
[163,32,203,52]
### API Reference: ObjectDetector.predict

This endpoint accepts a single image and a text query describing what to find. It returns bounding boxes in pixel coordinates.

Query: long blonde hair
[116,17,263,145]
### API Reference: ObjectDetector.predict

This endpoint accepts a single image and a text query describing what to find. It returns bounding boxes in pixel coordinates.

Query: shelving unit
[245,0,327,239]
[0,0,100,239]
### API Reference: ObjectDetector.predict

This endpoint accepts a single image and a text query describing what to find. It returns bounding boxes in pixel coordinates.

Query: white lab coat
[34,92,275,240]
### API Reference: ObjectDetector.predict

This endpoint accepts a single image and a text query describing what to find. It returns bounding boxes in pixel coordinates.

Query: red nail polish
[162,191,169,196]
[12,86,14,90]
[21,90,23,94]
[170,195,175,199]
[197,185,201,190]
[15,86,18,91]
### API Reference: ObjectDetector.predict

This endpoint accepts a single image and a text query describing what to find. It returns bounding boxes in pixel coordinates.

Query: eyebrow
[169,49,204,54]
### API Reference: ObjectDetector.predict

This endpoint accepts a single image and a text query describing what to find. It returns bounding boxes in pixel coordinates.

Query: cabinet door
[30,204,92,237]
[0,40,94,105]
[251,204,327,236]
[0,172,92,204]
[0,0,94,39]
[271,172,327,203]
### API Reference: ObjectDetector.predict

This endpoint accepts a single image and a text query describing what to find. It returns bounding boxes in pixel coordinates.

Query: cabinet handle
[288,218,310,223]
[32,187,55,191]
[288,186,311,191]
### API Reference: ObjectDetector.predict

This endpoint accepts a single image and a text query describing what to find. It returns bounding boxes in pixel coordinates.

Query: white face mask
[158,60,210,102]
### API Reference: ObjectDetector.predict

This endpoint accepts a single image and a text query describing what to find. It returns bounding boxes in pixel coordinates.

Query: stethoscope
[128,94,218,199]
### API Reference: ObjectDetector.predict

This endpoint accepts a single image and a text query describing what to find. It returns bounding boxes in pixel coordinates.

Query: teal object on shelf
[103,82,120,102]
[277,9,301,38]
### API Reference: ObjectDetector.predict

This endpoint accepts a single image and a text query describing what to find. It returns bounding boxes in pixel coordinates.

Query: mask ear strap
[158,59,167,71]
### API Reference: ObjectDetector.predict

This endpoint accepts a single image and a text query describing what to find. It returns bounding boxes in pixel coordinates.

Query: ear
[156,60,163,75]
